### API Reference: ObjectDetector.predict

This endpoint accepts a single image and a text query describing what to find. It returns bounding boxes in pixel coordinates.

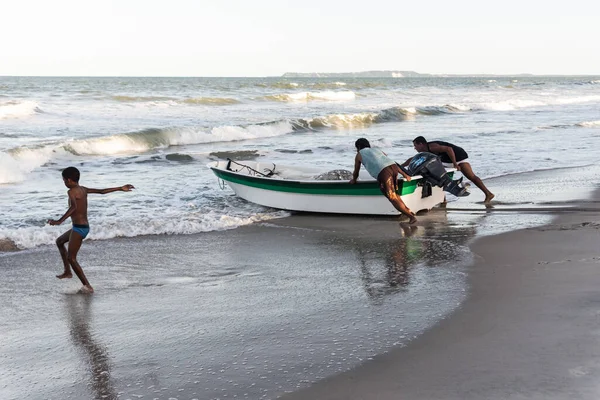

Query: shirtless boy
[48,167,134,293]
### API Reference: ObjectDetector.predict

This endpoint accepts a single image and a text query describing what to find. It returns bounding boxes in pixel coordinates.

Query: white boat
[208,159,454,215]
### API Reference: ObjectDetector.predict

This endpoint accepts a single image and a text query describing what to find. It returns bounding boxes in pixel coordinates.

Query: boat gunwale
[207,161,431,185]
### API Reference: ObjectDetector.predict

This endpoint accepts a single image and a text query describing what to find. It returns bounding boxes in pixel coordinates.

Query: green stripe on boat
[212,168,420,196]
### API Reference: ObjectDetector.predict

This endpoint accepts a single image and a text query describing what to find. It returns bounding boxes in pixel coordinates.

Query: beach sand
[2,181,600,399]
[0,211,477,400]
[282,200,600,399]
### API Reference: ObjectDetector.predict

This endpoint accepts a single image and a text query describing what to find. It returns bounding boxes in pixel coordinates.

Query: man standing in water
[350,138,417,224]
[48,167,134,293]
[403,136,495,204]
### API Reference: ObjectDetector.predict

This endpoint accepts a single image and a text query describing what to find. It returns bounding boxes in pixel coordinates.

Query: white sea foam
[0,100,42,119]
[64,121,295,156]
[265,91,356,102]
[0,121,296,181]
[577,120,600,128]
[0,210,290,250]
[555,95,600,105]
[481,99,546,111]
[0,147,55,184]
[479,95,600,111]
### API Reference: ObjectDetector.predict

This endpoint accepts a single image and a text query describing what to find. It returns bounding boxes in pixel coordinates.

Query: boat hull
[209,161,447,216]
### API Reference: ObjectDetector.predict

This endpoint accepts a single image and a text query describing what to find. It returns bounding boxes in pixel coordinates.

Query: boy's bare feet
[56,272,73,279]
[78,285,94,294]
[484,193,495,204]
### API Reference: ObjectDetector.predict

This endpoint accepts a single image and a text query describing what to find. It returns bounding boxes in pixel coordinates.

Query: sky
[2,0,599,77]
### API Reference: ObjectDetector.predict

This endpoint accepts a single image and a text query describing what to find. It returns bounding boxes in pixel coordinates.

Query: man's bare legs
[387,192,417,224]
[56,230,73,279]
[67,231,94,293]
[459,163,495,203]
[379,171,417,224]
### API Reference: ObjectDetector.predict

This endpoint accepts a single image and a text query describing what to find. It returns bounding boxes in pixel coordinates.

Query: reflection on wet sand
[65,296,117,400]
[350,213,478,303]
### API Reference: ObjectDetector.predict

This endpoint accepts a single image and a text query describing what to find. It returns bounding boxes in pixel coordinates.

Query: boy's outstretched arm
[86,184,135,194]
[48,190,77,226]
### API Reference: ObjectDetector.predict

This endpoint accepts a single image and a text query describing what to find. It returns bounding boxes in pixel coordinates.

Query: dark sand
[2,184,600,399]
[282,203,600,399]
[0,212,478,400]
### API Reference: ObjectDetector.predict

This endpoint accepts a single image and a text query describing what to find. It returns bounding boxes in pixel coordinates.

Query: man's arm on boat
[401,156,413,167]
[350,153,362,184]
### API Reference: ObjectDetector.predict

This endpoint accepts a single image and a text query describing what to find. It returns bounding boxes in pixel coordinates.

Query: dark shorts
[377,164,400,198]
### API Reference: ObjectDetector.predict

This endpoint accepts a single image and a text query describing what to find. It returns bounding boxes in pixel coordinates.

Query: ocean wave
[255,82,300,89]
[263,91,356,102]
[0,147,55,185]
[576,120,600,128]
[111,95,240,106]
[0,121,294,183]
[536,120,600,130]
[0,102,477,184]
[0,210,290,250]
[478,95,600,111]
[0,100,43,120]
[0,102,470,184]
[182,97,240,105]
[111,95,174,102]
[289,107,414,130]
[62,121,294,156]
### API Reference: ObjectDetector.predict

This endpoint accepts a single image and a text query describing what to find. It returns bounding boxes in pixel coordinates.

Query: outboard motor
[407,152,469,197]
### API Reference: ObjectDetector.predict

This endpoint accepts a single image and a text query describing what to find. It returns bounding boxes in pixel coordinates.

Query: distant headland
[281,71,535,78]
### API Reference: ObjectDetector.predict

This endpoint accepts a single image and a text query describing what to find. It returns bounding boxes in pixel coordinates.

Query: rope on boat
[226,158,276,177]
[218,178,226,190]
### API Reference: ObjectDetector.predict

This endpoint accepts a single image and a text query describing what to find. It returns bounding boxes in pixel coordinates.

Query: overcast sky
[2,0,598,76]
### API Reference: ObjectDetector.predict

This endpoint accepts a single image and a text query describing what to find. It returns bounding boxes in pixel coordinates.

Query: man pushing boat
[350,138,417,224]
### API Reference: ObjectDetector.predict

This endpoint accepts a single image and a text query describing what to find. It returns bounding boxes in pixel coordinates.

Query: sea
[2,76,600,400]
[2,75,600,250]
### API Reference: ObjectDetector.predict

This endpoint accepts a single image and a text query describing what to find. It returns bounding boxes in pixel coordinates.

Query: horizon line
[1,73,600,78]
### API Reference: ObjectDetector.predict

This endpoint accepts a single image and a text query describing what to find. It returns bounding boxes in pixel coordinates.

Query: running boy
[48,167,134,293]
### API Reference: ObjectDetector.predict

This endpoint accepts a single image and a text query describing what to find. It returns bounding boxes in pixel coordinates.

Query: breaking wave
[111,95,240,106]
[536,120,600,130]
[0,100,43,119]
[0,210,290,250]
[576,120,600,128]
[263,91,356,102]
[0,102,479,184]
[182,97,240,105]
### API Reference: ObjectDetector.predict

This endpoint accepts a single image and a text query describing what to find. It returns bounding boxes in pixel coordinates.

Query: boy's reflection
[65,295,117,400]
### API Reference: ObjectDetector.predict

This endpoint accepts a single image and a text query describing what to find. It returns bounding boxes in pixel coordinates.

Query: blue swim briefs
[72,224,90,239]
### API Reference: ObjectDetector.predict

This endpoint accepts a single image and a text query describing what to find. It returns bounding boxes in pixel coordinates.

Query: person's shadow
[65,295,117,400]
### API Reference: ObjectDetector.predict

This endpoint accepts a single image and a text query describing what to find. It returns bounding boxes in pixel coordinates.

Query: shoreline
[280,193,600,399]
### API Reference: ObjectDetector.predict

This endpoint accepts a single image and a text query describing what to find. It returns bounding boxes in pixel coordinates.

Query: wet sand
[3,177,600,399]
[282,199,600,399]
[0,212,478,400]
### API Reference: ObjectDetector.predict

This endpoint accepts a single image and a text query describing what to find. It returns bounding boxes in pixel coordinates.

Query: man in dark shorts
[350,138,417,224]
[402,136,494,203]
